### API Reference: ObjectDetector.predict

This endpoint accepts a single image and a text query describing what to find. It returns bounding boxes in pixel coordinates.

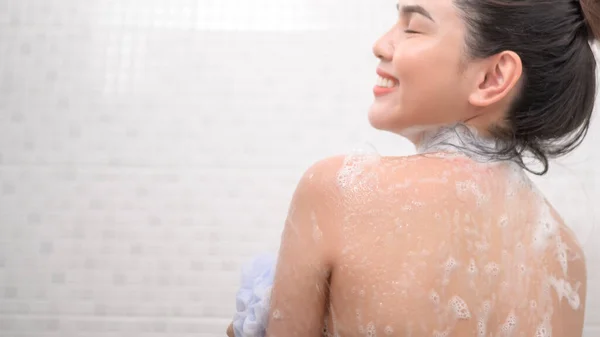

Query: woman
[228,0,598,336]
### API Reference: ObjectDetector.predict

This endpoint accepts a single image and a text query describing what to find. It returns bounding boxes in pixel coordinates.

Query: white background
[0,0,598,336]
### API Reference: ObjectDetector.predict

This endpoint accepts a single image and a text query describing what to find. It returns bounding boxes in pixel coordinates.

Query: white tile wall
[0,0,598,336]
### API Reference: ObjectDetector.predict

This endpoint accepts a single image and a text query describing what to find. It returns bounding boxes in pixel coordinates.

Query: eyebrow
[396,3,435,22]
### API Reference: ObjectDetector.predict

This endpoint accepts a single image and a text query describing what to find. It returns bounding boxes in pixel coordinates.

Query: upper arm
[266,157,343,337]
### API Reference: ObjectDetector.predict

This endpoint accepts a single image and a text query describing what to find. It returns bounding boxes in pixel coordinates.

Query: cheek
[393,38,462,76]
[394,57,464,124]
[396,47,463,101]
[393,48,458,101]
[392,44,432,78]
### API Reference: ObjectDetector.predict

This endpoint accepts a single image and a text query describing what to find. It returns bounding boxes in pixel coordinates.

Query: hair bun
[580,0,600,39]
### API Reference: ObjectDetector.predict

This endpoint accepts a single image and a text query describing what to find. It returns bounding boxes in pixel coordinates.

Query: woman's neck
[412,123,504,161]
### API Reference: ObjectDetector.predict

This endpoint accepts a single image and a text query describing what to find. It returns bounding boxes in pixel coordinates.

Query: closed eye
[404,29,420,34]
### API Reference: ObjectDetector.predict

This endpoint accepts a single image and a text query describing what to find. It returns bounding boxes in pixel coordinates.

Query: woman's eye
[404,29,419,34]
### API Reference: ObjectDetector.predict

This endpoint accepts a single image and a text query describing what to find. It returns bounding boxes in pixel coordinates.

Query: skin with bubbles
[264,136,587,337]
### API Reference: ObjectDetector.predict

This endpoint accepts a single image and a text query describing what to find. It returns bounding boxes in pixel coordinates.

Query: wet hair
[454,0,599,175]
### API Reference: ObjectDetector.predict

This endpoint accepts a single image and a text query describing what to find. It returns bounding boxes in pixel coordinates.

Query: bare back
[323,153,587,337]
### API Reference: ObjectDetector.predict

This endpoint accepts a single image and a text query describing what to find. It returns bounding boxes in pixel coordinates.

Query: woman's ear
[468,51,523,108]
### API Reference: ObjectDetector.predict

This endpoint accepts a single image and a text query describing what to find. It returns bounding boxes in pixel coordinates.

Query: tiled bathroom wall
[0,0,598,336]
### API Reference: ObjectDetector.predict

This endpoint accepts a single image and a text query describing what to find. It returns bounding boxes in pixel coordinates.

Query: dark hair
[455,0,599,175]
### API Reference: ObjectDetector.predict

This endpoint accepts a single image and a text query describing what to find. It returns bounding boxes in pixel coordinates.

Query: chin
[368,104,392,130]
[368,104,447,145]
[368,104,407,133]
[367,114,387,131]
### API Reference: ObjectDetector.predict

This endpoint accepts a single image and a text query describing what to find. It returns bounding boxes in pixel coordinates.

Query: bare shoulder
[299,153,491,258]
[300,154,348,185]
[302,152,478,191]
[297,153,488,220]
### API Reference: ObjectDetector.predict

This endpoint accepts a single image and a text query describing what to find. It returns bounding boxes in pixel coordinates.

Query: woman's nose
[373,34,395,60]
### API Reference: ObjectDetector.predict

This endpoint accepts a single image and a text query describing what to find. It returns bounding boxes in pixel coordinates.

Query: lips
[376,68,399,84]
[373,68,399,97]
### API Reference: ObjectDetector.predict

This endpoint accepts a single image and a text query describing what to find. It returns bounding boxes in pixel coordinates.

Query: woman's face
[368,0,477,141]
